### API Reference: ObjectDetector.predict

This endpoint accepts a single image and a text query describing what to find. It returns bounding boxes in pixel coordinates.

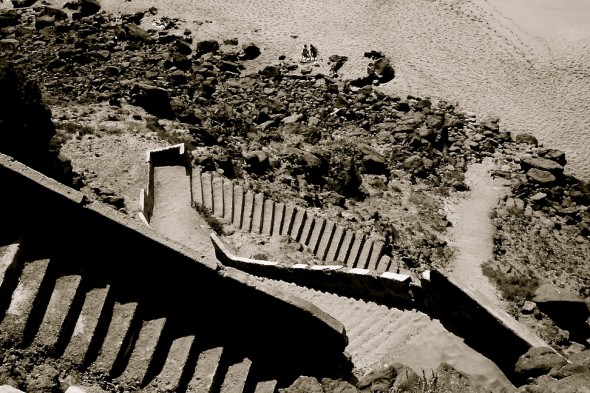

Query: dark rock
[12,0,38,7]
[515,347,568,381]
[124,23,152,42]
[259,65,281,78]
[219,60,241,74]
[129,83,174,119]
[321,378,357,393]
[0,11,20,28]
[78,0,101,16]
[362,153,389,176]
[35,15,55,30]
[243,150,269,174]
[396,100,410,112]
[403,154,423,173]
[514,133,539,146]
[281,376,323,393]
[224,38,238,45]
[533,284,590,343]
[434,362,492,393]
[240,42,260,60]
[521,156,564,175]
[174,39,192,55]
[196,39,219,56]
[415,99,432,110]
[526,168,556,185]
[340,158,362,197]
[539,148,567,166]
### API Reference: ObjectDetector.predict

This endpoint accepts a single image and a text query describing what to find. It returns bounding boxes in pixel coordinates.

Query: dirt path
[149,166,218,264]
[446,158,509,307]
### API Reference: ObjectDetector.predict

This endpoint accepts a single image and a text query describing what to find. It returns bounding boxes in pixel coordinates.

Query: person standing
[309,44,318,61]
[301,44,309,62]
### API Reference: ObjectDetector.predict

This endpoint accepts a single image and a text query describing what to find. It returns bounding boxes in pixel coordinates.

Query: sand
[4,0,589,178]
[70,0,586,182]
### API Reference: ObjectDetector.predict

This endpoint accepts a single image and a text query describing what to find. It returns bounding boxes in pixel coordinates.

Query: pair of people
[301,44,319,62]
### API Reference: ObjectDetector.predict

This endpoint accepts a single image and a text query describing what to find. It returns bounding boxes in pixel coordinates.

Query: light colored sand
[5,0,589,178]
[446,158,509,308]
[76,0,589,181]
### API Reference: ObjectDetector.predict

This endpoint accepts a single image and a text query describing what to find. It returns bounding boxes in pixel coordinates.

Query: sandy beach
[81,0,590,181]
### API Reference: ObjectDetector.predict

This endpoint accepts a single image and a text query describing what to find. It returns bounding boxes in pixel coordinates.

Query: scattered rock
[514,133,539,146]
[129,83,174,119]
[281,376,324,393]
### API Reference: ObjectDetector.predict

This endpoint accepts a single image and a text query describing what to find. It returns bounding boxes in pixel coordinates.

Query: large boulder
[533,284,590,343]
[357,362,420,393]
[520,156,564,175]
[11,0,38,8]
[78,0,101,16]
[129,83,175,119]
[526,168,556,185]
[515,347,568,381]
[373,56,395,84]
[538,148,567,166]
[514,133,539,146]
[0,10,20,28]
[240,42,261,60]
[196,39,219,56]
[281,376,324,393]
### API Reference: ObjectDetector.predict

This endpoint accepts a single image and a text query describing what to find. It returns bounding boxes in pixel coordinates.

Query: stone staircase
[192,169,392,272]
[0,234,320,393]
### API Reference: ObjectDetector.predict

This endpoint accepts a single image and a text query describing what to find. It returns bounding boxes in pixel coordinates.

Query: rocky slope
[0,1,589,391]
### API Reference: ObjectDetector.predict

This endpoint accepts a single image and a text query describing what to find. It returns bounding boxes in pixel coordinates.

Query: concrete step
[335,231,354,264]
[90,301,138,375]
[356,238,373,269]
[34,274,82,351]
[219,357,252,393]
[307,218,326,255]
[192,169,203,206]
[118,317,167,386]
[366,241,383,271]
[223,179,234,221]
[186,346,224,393]
[232,185,245,229]
[254,380,277,393]
[0,259,50,345]
[62,285,111,366]
[280,206,296,237]
[0,240,23,316]
[271,203,285,237]
[376,255,391,273]
[325,226,344,263]
[298,214,315,246]
[251,193,265,234]
[201,172,213,211]
[241,191,255,232]
[289,208,307,243]
[345,233,365,268]
[212,174,225,218]
[316,221,335,261]
[261,199,274,236]
[148,335,195,392]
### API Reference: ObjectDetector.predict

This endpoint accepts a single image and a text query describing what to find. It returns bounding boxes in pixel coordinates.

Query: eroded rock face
[515,347,568,381]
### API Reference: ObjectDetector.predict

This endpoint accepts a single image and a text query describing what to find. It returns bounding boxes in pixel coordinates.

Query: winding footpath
[446,157,509,309]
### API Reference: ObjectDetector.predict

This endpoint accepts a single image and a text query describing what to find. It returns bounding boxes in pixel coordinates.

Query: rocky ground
[0,0,589,392]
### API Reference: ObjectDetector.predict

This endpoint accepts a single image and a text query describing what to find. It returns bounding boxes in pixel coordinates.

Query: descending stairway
[261,278,515,389]
[0,236,299,393]
[192,169,390,272]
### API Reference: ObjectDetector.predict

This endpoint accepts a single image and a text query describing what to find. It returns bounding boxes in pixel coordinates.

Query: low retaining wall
[138,144,188,224]
[419,270,551,383]
[211,232,416,307]
[210,232,554,385]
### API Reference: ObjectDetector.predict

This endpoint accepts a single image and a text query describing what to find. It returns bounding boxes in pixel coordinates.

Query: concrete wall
[0,153,350,381]
[211,233,414,307]
[138,144,187,224]
[210,233,551,385]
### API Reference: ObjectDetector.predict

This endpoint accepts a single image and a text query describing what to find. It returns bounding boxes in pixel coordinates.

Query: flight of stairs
[0,237,280,393]
[192,169,394,272]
